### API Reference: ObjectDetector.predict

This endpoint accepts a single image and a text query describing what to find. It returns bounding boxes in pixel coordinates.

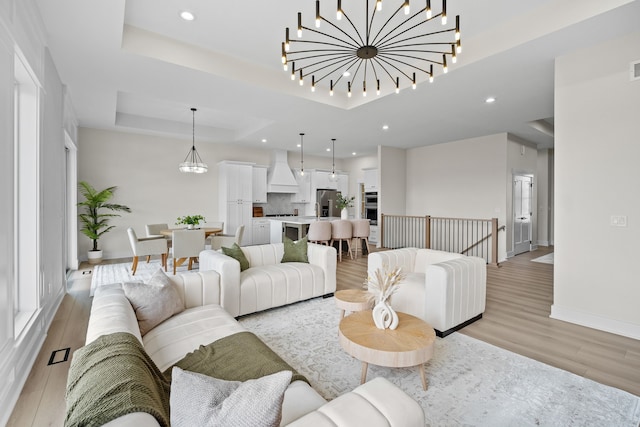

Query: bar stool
[351,219,371,258]
[330,220,353,262]
[307,221,332,246]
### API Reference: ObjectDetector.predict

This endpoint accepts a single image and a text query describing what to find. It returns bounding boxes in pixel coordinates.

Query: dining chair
[172,229,206,275]
[203,221,224,248]
[350,219,371,258]
[127,227,168,275]
[210,225,244,250]
[330,220,353,262]
[307,221,332,246]
[146,223,171,254]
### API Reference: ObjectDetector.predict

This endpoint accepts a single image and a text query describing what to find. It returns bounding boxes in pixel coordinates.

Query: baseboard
[436,313,483,338]
[537,241,550,247]
[550,304,640,340]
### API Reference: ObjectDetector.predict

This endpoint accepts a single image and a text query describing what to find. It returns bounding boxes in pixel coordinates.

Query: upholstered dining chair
[210,225,244,251]
[203,221,224,248]
[146,223,171,252]
[127,227,168,275]
[350,219,371,258]
[172,229,205,275]
[307,221,332,246]
[330,220,353,262]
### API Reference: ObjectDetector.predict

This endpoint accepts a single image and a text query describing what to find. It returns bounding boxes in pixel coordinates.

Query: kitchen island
[268,216,341,243]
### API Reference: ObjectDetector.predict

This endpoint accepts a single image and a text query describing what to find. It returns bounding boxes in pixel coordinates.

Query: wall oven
[364,191,378,225]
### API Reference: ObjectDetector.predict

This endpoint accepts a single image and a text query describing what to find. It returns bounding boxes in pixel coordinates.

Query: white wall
[379,145,407,217]
[536,149,553,246]
[0,1,70,422]
[552,31,640,339]
[405,134,509,261]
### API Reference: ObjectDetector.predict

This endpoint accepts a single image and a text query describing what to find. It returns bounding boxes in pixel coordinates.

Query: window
[13,52,40,337]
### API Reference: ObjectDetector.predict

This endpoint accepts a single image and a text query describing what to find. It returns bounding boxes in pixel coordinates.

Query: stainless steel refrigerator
[316,189,341,217]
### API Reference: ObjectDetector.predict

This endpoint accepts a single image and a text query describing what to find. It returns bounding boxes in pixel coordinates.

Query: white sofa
[82,271,424,426]
[368,248,487,337]
[199,242,337,317]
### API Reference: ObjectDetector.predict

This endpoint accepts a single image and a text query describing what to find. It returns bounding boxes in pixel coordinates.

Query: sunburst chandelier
[281,0,461,97]
[178,107,208,174]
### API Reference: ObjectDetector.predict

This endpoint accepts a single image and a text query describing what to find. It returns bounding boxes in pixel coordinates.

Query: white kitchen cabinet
[336,173,349,196]
[364,168,378,192]
[313,170,334,190]
[252,166,268,203]
[252,218,270,245]
[291,169,312,203]
[219,161,253,245]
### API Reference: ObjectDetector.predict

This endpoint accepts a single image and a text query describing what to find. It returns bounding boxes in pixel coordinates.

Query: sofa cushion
[222,243,250,271]
[122,269,184,336]
[281,237,309,263]
[143,305,245,371]
[170,367,291,427]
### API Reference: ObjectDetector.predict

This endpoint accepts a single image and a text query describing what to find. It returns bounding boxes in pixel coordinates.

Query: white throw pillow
[170,367,291,427]
[122,269,184,335]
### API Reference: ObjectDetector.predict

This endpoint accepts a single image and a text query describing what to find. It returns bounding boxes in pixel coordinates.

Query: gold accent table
[334,289,373,318]
[338,310,436,390]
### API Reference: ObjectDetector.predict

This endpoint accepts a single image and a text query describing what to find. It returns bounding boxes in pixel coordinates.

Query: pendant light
[299,133,305,176]
[329,138,337,182]
[179,108,208,174]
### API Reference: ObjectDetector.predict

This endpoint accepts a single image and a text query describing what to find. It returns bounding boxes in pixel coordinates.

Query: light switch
[610,215,627,227]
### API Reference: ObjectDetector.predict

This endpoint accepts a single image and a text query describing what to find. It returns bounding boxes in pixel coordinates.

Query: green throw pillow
[281,236,309,263]
[222,243,250,271]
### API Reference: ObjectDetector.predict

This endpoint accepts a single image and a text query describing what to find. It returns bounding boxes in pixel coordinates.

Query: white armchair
[210,225,244,250]
[172,229,205,275]
[127,227,168,275]
[368,248,486,337]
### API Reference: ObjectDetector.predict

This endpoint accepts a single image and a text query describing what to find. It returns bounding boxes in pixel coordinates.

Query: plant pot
[341,208,348,220]
[87,250,103,265]
[187,224,194,230]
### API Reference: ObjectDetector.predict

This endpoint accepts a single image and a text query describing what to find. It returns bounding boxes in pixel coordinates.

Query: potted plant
[77,181,131,264]
[176,215,206,229]
[336,194,355,219]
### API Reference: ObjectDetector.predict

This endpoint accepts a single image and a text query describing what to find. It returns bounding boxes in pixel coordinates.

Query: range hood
[267,150,299,193]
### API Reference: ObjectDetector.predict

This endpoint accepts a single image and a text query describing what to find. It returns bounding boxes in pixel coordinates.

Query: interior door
[513,175,533,255]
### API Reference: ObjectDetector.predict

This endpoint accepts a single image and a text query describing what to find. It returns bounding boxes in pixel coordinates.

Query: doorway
[513,174,533,255]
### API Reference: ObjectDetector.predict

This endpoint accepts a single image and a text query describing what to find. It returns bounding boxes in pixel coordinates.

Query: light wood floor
[8,246,640,426]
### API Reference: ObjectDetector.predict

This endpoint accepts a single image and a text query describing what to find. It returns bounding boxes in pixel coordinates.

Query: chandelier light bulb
[315,0,321,28]
[291,63,296,80]
[442,0,447,25]
[412,73,416,89]
[395,77,400,94]
[311,76,316,92]
[455,15,460,40]
[285,28,290,51]
[443,54,448,73]
[457,39,462,53]
[404,1,410,15]
[429,65,434,83]
[347,82,352,98]
[299,69,304,86]
[376,79,381,95]
[297,12,302,37]
[330,80,334,96]
[376,0,382,12]
[426,0,432,18]
[337,0,342,19]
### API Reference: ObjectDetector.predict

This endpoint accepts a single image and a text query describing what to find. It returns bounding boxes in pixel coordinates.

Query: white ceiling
[35,0,640,158]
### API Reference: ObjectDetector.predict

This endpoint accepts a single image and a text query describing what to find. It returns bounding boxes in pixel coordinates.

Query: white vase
[372,299,399,330]
[341,208,348,219]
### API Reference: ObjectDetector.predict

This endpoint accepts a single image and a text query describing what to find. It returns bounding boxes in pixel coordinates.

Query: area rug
[89,260,197,296]
[531,252,554,264]
[238,297,640,426]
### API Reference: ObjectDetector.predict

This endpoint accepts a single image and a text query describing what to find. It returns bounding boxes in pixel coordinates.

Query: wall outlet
[610,215,627,227]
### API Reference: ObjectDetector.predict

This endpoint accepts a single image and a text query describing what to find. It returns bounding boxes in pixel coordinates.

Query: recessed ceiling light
[382,124,389,130]
[485,97,496,103]
[352,152,356,156]
[297,143,301,147]
[326,148,331,152]
[180,10,195,21]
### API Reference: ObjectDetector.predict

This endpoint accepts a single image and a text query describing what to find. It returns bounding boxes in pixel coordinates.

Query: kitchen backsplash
[253,193,297,216]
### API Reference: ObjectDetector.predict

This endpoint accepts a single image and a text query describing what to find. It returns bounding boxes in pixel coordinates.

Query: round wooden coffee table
[338,310,436,390]
[335,289,373,318]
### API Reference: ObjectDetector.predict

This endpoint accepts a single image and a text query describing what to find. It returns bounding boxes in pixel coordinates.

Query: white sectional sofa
[199,242,337,317]
[368,248,487,337]
[76,270,424,426]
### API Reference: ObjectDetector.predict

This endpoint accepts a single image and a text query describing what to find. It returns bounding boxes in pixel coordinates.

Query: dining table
[159,227,222,270]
